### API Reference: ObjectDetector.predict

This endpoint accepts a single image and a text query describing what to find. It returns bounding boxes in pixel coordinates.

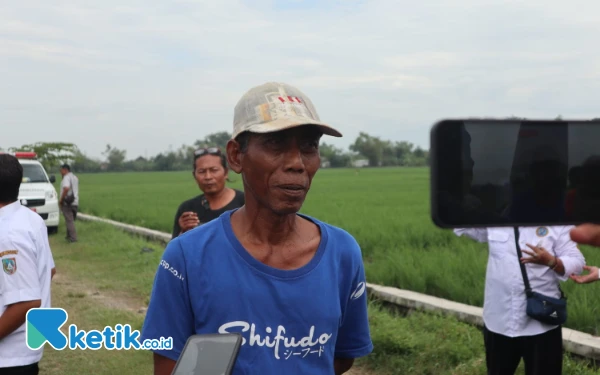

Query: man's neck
[204,187,229,204]
[0,200,14,209]
[232,203,298,246]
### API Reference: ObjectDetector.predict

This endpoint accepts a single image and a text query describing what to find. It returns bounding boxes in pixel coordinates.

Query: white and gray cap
[232,82,343,140]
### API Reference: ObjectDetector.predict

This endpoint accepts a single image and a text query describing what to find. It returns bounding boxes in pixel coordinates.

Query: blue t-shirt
[140,210,373,374]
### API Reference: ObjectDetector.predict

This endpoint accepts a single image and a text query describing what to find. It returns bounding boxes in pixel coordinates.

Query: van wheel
[48,226,58,235]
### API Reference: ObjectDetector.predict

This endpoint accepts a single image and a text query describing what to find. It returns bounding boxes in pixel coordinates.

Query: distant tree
[350,132,385,167]
[72,149,102,173]
[102,144,127,171]
[194,131,232,151]
[9,142,78,170]
[319,143,351,168]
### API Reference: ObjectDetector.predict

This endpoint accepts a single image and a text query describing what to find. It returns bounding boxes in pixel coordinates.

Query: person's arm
[41,222,56,281]
[0,300,42,340]
[172,205,183,240]
[524,227,587,279]
[59,175,70,205]
[552,227,586,280]
[333,237,374,374]
[0,235,43,340]
[139,239,194,375]
[569,265,599,284]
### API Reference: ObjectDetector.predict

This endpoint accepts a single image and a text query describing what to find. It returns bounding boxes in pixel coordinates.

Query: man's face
[193,155,227,195]
[234,126,322,215]
[60,168,67,176]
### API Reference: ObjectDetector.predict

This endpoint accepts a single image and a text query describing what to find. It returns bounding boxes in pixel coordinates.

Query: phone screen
[430,119,600,228]
[171,334,241,375]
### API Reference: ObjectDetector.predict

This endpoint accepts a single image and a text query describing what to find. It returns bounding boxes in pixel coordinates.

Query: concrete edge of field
[77,213,600,361]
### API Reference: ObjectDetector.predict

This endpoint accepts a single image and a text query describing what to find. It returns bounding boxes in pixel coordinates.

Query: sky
[1,0,599,160]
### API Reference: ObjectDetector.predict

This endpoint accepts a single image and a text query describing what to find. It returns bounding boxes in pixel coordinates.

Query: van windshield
[22,164,49,183]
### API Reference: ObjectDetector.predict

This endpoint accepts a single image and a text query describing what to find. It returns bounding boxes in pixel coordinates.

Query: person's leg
[0,362,39,375]
[483,325,522,375]
[72,205,78,221]
[521,326,563,375]
[61,204,76,242]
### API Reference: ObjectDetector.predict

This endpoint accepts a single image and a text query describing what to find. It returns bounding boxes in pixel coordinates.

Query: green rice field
[59,167,600,336]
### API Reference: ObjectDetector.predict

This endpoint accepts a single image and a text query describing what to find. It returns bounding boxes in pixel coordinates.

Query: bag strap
[513,227,534,298]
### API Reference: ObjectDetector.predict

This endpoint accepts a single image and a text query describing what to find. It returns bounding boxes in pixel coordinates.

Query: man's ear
[226,139,243,174]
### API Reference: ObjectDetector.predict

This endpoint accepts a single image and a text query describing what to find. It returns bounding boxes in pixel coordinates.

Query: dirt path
[52,271,147,314]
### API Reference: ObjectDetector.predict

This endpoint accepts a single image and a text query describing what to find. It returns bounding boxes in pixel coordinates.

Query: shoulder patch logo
[536,227,549,237]
[350,282,366,300]
[3,258,17,275]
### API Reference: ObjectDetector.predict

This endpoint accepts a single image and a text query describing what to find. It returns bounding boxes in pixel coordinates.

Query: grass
[55,167,600,335]
[40,221,600,374]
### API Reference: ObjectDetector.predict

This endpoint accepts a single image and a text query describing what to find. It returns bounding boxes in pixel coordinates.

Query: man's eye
[302,140,319,150]
[264,137,284,147]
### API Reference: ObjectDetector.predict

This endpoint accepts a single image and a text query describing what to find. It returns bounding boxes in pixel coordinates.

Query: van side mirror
[49,175,56,183]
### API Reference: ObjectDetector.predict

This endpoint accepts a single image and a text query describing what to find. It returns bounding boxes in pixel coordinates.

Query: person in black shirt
[172,147,244,239]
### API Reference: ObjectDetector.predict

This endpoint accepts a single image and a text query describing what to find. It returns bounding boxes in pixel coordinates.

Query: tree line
[1,131,429,173]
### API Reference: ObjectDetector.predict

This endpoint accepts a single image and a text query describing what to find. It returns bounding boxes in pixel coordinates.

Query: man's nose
[282,142,305,172]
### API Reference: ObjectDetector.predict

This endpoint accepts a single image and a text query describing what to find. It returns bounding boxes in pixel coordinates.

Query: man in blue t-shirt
[141,82,374,375]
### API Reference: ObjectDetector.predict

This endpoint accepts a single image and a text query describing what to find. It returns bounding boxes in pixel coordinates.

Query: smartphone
[171,333,242,375]
[430,119,600,228]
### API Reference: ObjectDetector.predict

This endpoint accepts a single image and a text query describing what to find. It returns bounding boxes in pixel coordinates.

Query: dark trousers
[0,363,39,375]
[61,204,78,241]
[483,325,563,375]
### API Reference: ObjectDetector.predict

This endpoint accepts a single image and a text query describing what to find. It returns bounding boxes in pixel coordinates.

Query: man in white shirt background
[454,226,585,375]
[0,154,56,375]
[59,163,79,243]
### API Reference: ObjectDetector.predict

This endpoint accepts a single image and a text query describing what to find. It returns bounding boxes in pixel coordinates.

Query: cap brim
[234,116,343,139]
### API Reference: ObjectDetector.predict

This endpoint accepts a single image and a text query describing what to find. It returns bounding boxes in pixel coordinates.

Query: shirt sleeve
[334,239,374,359]
[453,228,489,243]
[140,238,194,362]
[60,174,70,191]
[40,221,55,270]
[554,226,586,281]
[2,231,42,305]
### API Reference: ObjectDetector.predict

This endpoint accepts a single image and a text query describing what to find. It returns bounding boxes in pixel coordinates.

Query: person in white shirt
[59,163,79,243]
[0,154,56,375]
[454,225,585,375]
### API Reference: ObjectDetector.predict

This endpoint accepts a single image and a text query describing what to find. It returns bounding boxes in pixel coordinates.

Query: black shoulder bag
[513,227,567,326]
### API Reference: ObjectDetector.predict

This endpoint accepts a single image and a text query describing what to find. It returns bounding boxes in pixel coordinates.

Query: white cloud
[1,0,599,158]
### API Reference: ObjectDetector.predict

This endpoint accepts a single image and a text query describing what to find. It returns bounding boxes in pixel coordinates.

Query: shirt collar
[0,201,21,218]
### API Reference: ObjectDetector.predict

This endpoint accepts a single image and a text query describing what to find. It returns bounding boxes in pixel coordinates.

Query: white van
[6,152,61,234]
